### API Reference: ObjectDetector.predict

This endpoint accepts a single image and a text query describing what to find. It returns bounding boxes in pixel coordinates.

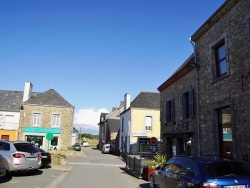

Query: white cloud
[73,107,109,134]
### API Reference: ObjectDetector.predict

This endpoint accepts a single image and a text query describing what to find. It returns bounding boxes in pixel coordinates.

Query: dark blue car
[150,155,250,188]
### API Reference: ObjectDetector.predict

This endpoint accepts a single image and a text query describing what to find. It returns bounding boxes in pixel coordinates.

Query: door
[218,107,233,158]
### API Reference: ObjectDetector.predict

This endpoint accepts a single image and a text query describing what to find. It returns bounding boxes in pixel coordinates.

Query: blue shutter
[171,98,175,122]
[180,94,183,120]
[189,87,194,118]
[164,102,167,124]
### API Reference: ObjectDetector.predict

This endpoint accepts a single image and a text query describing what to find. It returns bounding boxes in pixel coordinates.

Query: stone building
[18,82,74,150]
[98,101,124,155]
[190,0,250,167]
[158,54,198,157]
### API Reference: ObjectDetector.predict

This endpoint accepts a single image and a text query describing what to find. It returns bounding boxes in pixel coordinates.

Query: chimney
[23,81,33,102]
[124,93,131,111]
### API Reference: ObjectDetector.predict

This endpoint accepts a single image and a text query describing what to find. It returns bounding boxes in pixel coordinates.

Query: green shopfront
[23,127,61,150]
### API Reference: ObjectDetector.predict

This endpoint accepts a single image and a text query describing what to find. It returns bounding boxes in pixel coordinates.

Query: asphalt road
[58,147,149,188]
[0,147,149,188]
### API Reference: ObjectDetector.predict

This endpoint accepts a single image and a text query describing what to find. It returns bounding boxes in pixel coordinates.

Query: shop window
[26,135,43,148]
[33,113,41,126]
[164,98,175,124]
[52,114,60,127]
[51,137,58,146]
[180,87,194,120]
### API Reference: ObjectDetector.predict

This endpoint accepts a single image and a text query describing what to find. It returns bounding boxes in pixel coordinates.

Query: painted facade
[119,92,161,156]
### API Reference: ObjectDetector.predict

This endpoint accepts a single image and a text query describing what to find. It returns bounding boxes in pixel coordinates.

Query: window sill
[212,73,229,84]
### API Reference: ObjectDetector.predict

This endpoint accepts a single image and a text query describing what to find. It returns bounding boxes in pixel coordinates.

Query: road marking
[44,165,73,188]
[68,162,125,167]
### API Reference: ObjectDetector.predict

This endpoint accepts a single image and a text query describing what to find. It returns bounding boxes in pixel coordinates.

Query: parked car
[82,142,89,147]
[73,143,81,151]
[102,144,111,154]
[0,154,7,177]
[36,147,51,168]
[0,140,42,174]
[150,155,250,188]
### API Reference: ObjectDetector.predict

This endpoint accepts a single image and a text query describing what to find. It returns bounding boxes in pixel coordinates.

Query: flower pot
[146,166,156,181]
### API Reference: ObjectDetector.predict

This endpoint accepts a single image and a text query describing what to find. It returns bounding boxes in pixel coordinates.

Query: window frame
[215,43,227,76]
[52,114,60,127]
[145,116,152,131]
[209,33,229,83]
[180,87,194,120]
[164,97,175,124]
[33,113,41,126]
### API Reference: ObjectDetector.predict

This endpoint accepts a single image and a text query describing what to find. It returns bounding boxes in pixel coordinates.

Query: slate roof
[23,89,74,108]
[130,92,160,109]
[0,89,73,112]
[107,119,120,132]
[0,90,39,111]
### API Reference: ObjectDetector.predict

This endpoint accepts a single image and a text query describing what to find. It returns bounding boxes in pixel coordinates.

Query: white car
[82,142,89,147]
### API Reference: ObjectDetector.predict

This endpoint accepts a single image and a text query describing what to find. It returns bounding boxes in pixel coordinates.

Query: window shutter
[164,102,168,124]
[189,87,194,118]
[171,98,175,122]
[179,94,183,120]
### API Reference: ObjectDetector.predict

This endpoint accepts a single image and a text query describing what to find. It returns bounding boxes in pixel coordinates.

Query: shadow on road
[140,183,150,188]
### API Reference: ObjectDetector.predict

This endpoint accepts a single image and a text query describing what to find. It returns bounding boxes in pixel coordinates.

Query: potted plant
[144,153,168,181]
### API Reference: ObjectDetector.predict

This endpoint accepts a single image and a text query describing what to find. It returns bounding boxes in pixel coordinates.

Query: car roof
[0,139,31,144]
[172,155,237,164]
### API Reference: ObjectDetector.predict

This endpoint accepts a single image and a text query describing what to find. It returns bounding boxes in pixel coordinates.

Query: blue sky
[0,0,224,134]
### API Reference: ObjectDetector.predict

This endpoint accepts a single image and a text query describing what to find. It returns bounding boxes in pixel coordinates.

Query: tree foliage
[80,133,99,140]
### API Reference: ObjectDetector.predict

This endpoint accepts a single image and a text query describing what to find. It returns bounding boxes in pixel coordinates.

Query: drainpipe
[189,37,201,157]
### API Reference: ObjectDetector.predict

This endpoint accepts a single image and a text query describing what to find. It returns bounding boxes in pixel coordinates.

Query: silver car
[0,154,7,177]
[0,140,42,174]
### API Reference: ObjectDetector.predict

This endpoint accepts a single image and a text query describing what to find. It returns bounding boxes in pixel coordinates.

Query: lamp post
[189,37,201,157]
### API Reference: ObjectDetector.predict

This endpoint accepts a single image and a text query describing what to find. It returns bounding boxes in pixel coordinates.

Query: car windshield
[74,144,80,146]
[203,162,250,178]
[14,143,39,153]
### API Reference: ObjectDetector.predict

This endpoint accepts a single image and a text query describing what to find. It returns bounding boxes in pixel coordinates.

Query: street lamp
[189,37,201,157]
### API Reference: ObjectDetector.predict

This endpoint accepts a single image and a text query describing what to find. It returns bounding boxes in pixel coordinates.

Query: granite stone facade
[19,105,74,150]
[190,0,250,167]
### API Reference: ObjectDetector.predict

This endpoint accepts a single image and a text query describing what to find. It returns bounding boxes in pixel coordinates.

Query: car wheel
[149,176,156,188]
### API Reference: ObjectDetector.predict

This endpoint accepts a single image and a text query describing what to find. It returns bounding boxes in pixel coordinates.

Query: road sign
[150,137,157,144]
[46,133,54,141]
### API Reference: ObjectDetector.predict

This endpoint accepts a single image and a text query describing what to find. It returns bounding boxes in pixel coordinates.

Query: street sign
[150,137,157,144]
[46,133,54,141]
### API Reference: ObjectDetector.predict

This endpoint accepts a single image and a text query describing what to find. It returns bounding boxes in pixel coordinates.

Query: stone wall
[193,0,250,165]
[19,105,74,150]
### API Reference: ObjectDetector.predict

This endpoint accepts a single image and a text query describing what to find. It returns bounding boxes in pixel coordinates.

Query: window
[122,117,124,132]
[52,114,60,127]
[51,137,58,146]
[215,43,227,76]
[5,115,14,129]
[0,142,10,151]
[33,113,41,126]
[186,161,200,177]
[180,87,194,120]
[164,98,175,124]
[145,116,152,131]
[0,115,4,127]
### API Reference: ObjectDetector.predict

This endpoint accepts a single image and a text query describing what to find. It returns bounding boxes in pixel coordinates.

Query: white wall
[0,111,20,130]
